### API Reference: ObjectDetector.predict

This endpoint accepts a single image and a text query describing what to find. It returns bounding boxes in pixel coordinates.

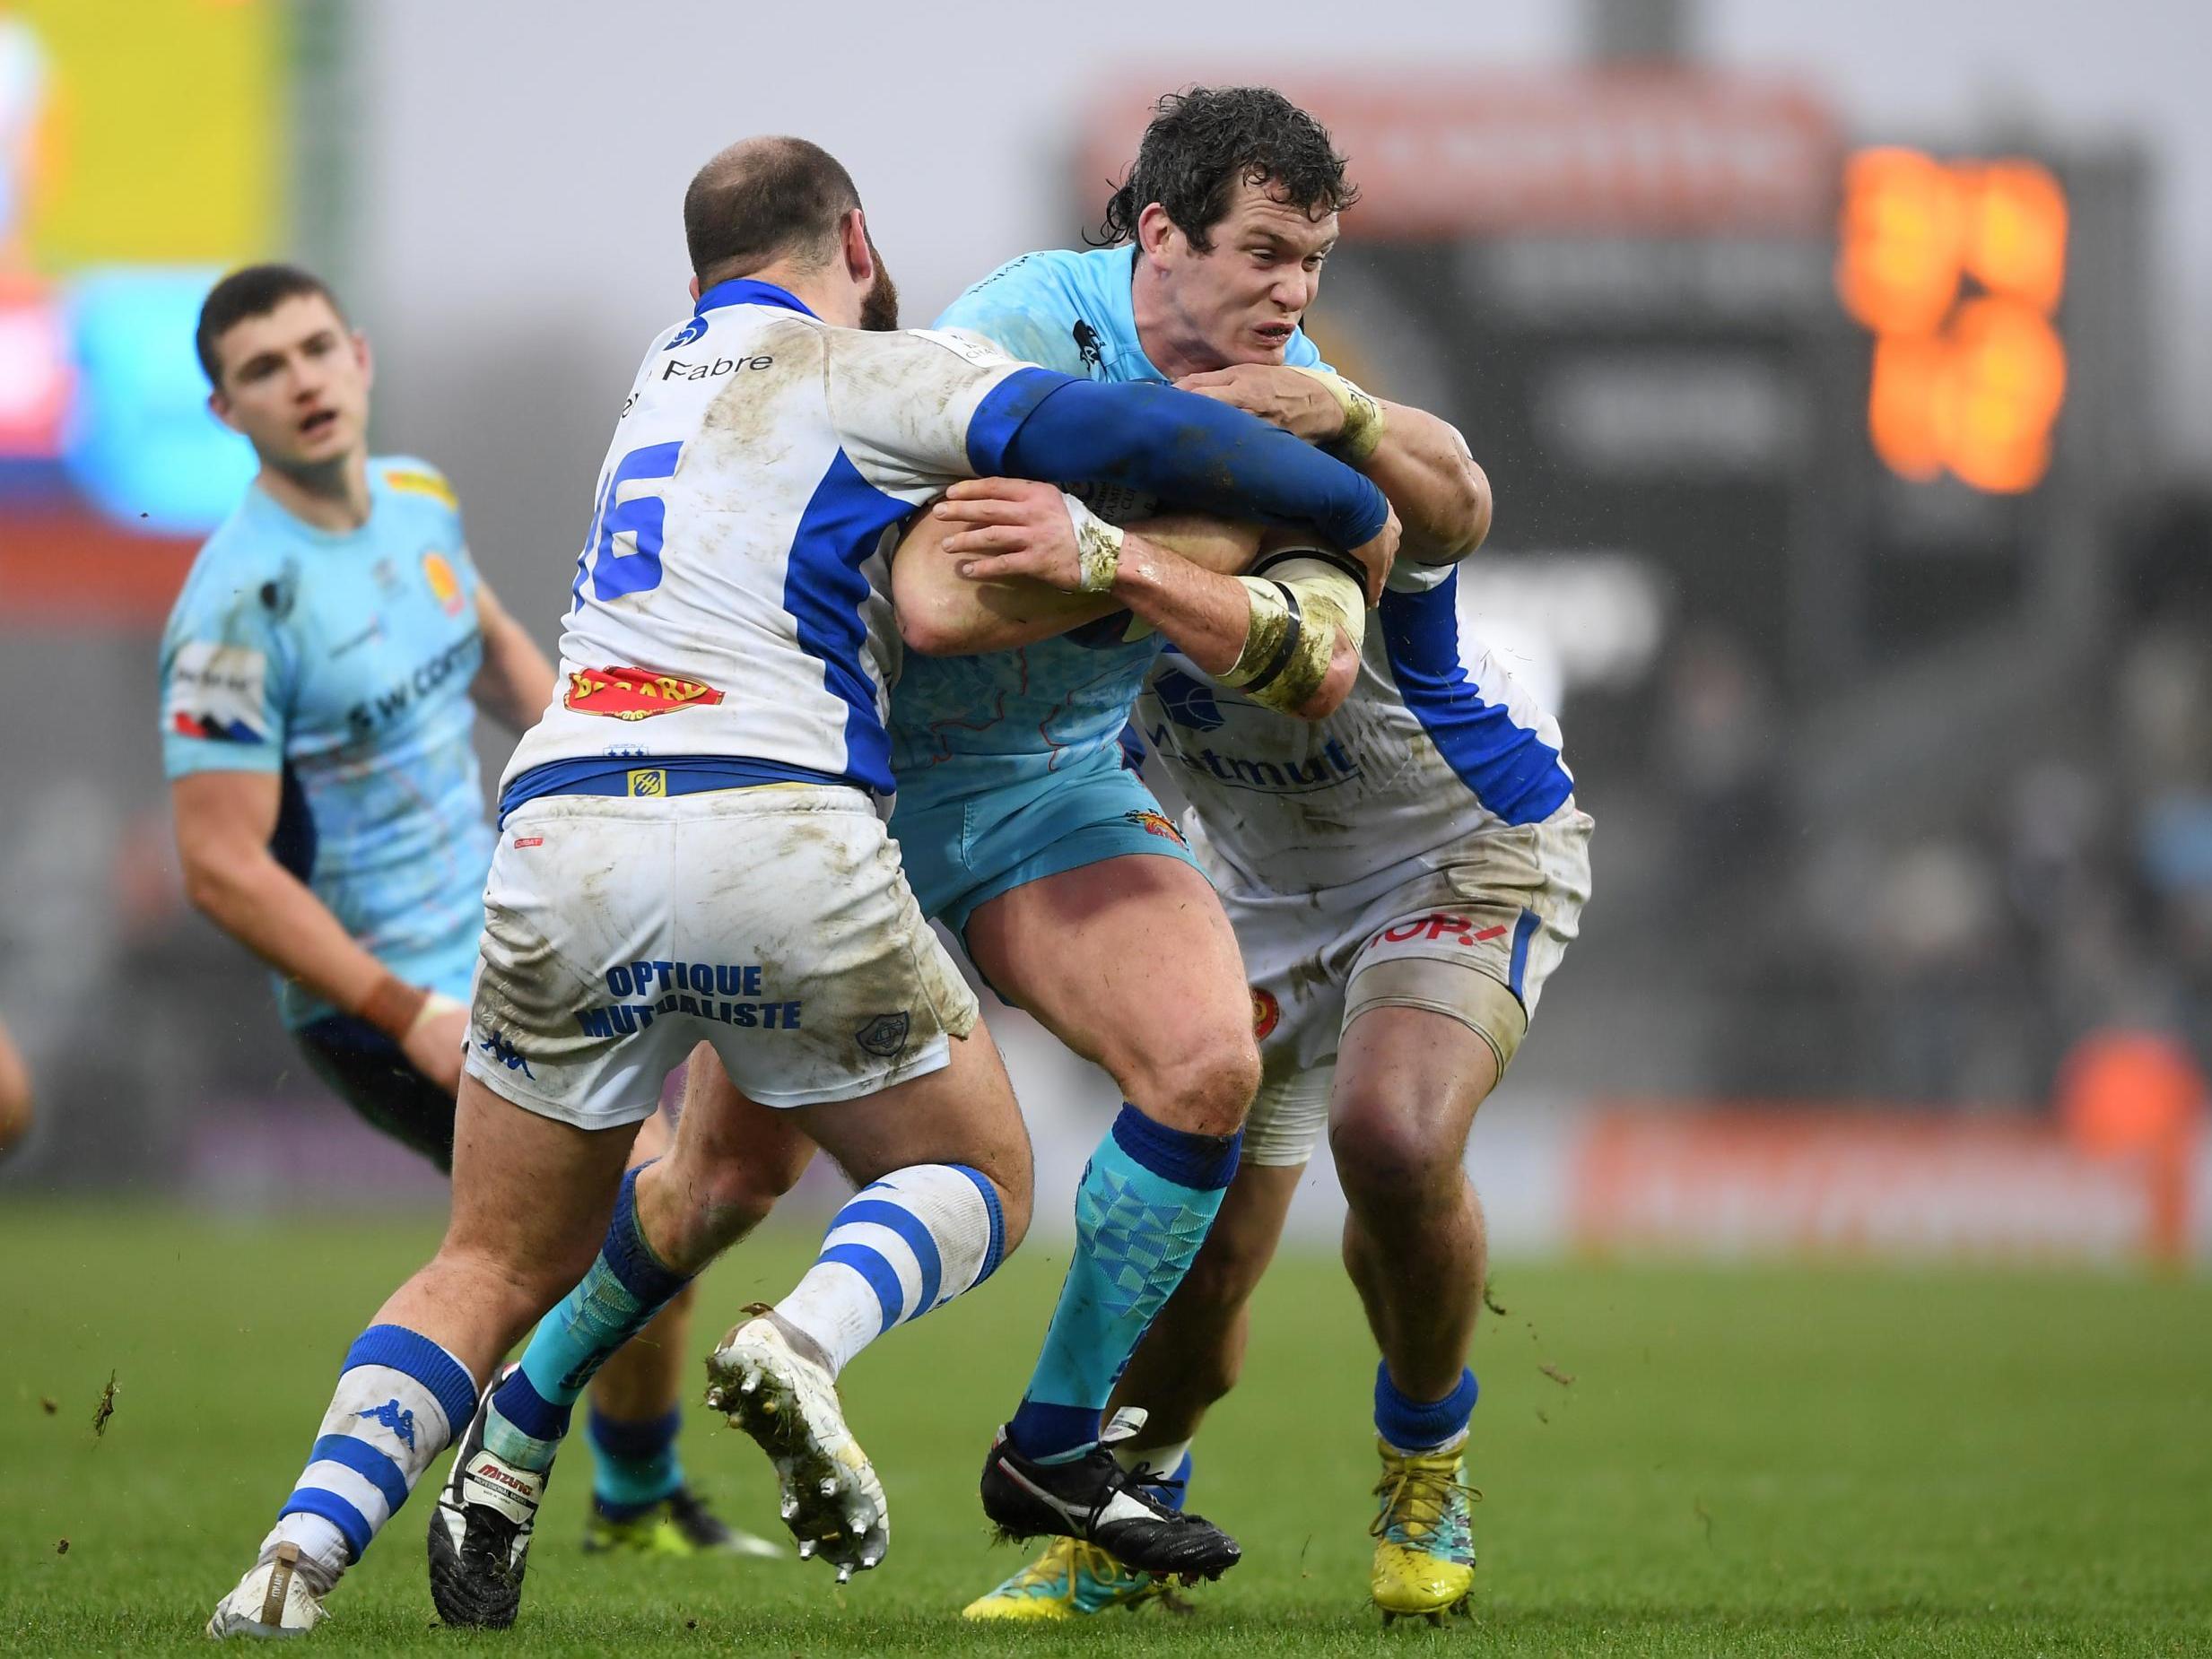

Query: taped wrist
[1222,551,1363,714]
[1291,367,1388,465]
[1063,493,1127,595]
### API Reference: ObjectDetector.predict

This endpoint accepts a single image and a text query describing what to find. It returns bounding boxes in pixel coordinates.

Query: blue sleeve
[976,375,1390,552]
[1285,328,1333,374]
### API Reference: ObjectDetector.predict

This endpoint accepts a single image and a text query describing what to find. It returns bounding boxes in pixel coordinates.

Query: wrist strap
[1065,494,1127,595]
[1290,367,1388,465]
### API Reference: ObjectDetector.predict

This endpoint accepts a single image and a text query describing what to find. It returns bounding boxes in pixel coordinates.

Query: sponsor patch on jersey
[1122,807,1187,846]
[164,641,269,743]
[627,769,666,797]
[1250,987,1281,1041]
[565,665,727,721]
[421,551,466,617]
[383,466,458,508]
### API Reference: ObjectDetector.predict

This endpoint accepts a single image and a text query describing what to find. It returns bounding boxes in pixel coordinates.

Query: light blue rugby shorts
[890,736,1206,940]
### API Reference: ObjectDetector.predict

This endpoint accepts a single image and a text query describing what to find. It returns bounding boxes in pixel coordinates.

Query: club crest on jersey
[1123,808,1187,846]
[666,315,708,351]
[566,665,727,721]
[854,1012,911,1059]
[1250,987,1281,1041]
[421,551,466,617]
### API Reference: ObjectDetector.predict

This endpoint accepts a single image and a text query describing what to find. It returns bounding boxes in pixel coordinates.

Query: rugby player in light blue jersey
[889,89,1580,1625]
[165,267,773,1614]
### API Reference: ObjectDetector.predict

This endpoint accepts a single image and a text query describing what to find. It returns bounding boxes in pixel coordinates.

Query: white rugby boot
[205,1541,333,1639]
[703,1305,888,1582]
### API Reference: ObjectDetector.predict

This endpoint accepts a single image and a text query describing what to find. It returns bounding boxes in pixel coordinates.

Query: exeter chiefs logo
[1250,988,1281,1041]
[855,1013,911,1059]
[1122,808,1187,847]
[421,551,466,617]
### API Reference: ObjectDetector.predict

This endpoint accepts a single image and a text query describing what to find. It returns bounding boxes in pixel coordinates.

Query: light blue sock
[588,1407,684,1517]
[1007,1105,1240,1461]
[483,1165,692,1473]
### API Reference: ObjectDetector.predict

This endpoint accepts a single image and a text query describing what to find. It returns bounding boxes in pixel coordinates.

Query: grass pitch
[4,1205,2208,1656]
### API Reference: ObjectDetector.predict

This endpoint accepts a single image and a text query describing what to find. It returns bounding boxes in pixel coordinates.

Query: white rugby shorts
[1224,802,1592,1167]
[463,786,980,1128]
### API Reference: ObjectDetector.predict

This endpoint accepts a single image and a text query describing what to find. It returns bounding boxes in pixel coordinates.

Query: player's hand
[1345,507,1402,604]
[1175,364,1345,443]
[935,478,1091,592]
[401,995,468,1094]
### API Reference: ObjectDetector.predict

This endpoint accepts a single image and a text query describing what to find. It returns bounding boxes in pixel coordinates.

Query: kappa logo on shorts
[1250,987,1281,1041]
[476,1030,535,1079]
[627,769,667,797]
[855,1012,911,1059]
[1122,808,1187,846]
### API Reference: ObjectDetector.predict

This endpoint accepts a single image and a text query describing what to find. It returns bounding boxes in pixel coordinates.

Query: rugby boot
[962,1536,1174,1620]
[205,1540,334,1638]
[980,1408,1241,1582]
[427,1371,547,1629]
[1370,1436,1477,1624]
[582,1485,785,1559]
[704,1307,887,1582]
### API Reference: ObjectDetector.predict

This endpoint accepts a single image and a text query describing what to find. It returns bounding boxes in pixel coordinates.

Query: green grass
[4,1206,2208,1656]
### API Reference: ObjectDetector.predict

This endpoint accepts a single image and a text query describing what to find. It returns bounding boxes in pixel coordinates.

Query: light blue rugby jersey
[159,458,493,1027]
[887,246,1328,798]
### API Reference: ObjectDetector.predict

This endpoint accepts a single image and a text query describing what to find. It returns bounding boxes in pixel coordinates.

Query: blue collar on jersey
[693,277,815,318]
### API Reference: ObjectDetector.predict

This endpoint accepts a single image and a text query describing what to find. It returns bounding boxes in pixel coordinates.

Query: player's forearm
[1363,403,1491,563]
[1112,537,1357,720]
[1001,378,1391,556]
[181,845,398,1019]
[897,508,1259,656]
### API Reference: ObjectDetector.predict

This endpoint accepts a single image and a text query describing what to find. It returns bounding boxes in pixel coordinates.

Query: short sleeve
[823,326,1071,495]
[160,564,297,778]
[934,256,1093,378]
[1284,328,1334,374]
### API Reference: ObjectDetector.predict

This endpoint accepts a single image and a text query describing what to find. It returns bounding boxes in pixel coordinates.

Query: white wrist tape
[1063,494,1127,595]
[1290,367,1387,464]
[1221,552,1367,715]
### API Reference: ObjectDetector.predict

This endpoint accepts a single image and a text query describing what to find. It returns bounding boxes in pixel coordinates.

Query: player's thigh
[442,1070,640,1297]
[662,1049,817,1212]
[789,1019,1032,1238]
[966,853,1255,1093]
[1329,997,1502,1193]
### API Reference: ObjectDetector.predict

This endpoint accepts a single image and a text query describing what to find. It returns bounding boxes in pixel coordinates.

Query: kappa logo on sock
[356,1398,417,1451]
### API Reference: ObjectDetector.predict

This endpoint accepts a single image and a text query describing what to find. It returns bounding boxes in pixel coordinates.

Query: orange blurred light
[1964,160,2068,314]
[1836,147,1967,336]
[1868,334,1950,482]
[1945,296,2067,492]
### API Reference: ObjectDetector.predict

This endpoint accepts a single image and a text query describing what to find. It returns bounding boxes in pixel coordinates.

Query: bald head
[684,136,863,289]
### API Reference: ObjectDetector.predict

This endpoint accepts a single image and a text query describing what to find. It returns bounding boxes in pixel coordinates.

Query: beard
[859,242,900,331]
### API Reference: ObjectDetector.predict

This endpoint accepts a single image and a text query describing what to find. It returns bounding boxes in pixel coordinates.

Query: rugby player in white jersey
[894,88,1592,1625]
[206,135,1398,1637]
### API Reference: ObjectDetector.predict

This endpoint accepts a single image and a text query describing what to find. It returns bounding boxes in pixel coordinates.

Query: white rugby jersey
[501,280,1048,814]
[1135,563,1575,894]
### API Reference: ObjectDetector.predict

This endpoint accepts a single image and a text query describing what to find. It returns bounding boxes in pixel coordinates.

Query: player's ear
[352,330,374,393]
[207,387,240,432]
[688,275,701,302]
[842,208,874,283]
[1136,202,1179,267]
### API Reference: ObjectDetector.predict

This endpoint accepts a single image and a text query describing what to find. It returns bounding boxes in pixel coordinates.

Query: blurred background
[1,0,2207,1265]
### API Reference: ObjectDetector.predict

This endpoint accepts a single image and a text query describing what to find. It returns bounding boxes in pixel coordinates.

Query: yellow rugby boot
[962,1536,1171,1620]
[1370,1438,1478,1624]
[582,1487,785,1559]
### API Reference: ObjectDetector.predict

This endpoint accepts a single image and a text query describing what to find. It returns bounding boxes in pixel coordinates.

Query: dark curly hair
[1094,86,1358,252]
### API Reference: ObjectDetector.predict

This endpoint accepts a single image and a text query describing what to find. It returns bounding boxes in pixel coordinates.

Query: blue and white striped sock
[269,1325,480,1573]
[772,1165,1005,1376]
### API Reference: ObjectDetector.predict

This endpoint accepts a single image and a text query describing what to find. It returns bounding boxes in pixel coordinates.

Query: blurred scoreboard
[1079,75,2146,731]
[0,0,284,541]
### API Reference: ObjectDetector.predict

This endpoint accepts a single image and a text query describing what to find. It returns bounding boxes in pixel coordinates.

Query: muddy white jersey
[500,279,1052,812]
[1135,563,1576,895]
